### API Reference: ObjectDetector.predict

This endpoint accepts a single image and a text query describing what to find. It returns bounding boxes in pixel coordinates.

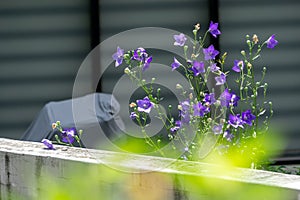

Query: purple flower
[204,93,216,105]
[229,93,240,107]
[223,130,234,142]
[193,102,210,117]
[171,57,182,71]
[61,128,76,144]
[212,124,223,135]
[209,63,220,72]
[170,120,182,133]
[209,21,221,38]
[220,89,239,107]
[142,56,152,71]
[203,45,219,60]
[112,46,124,67]
[232,60,244,72]
[136,97,154,113]
[132,47,147,61]
[266,34,278,49]
[42,139,55,150]
[130,112,137,119]
[220,89,231,107]
[241,110,256,126]
[191,61,205,76]
[228,114,244,129]
[174,33,187,46]
[179,100,190,124]
[215,73,226,85]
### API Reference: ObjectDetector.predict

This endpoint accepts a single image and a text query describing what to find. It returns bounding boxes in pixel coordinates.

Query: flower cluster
[113,21,278,165]
[41,121,83,150]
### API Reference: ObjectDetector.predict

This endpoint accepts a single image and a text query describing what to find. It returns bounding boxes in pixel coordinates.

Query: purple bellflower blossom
[241,110,256,126]
[204,93,216,105]
[171,57,182,71]
[142,56,152,71]
[42,139,55,150]
[209,21,221,38]
[174,33,187,46]
[112,46,124,67]
[220,89,240,107]
[170,120,182,133]
[136,97,154,113]
[130,112,137,119]
[209,63,220,72]
[229,93,240,107]
[179,100,190,124]
[215,73,226,85]
[212,124,223,135]
[266,34,278,49]
[61,128,77,144]
[132,47,147,61]
[193,102,210,117]
[223,130,234,142]
[232,60,244,72]
[228,114,244,129]
[131,47,152,71]
[191,61,205,76]
[203,44,219,60]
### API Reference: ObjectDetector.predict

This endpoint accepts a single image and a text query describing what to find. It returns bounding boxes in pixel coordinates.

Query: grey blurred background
[0,0,300,159]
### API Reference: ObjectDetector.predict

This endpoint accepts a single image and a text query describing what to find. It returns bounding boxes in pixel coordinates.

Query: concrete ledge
[0,138,299,199]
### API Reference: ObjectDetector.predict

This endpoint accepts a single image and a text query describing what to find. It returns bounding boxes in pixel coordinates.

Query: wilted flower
[252,34,259,44]
[42,139,55,150]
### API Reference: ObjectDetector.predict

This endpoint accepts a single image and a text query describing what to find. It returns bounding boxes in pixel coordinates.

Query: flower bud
[240,50,246,56]
[189,93,193,100]
[220,119,226,124]
[151,77,156,82]
[207,118,212,123]
[176,84,183,89]
[124,67,131,74]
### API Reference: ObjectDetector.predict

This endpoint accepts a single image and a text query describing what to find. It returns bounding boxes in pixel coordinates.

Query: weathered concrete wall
[0,138,299,200]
